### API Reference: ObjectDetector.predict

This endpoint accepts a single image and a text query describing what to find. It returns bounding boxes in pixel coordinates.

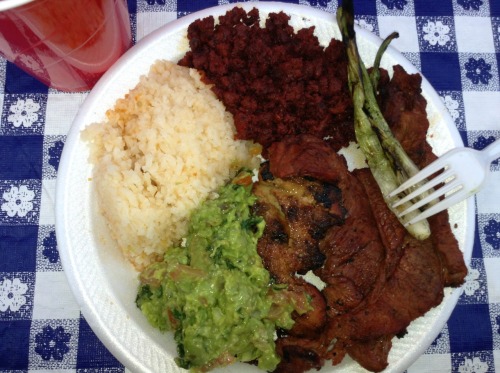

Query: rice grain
[83,60,259,269]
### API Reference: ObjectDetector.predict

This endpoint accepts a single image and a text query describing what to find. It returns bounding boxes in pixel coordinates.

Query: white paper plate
[55,3,474,373]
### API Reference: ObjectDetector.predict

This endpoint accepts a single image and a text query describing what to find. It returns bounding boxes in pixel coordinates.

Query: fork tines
[388,164,461,226]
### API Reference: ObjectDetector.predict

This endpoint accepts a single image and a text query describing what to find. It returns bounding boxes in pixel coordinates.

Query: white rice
[82,60,260,269]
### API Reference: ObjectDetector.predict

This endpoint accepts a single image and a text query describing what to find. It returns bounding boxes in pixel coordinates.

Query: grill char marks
[252,174,344,283]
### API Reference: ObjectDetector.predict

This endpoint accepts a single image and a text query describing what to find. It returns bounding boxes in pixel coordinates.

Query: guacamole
[136,171,305,372]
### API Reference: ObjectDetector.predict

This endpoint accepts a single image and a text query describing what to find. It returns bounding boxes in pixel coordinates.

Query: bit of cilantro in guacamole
[136,171,304,372]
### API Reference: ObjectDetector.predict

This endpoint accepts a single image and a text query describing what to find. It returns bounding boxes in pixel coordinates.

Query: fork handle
[482,139,500,163]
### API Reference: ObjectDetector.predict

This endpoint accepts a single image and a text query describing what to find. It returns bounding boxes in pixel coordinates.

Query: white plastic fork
[389,139,500,226]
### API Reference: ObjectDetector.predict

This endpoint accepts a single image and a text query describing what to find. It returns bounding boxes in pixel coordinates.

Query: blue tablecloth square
[0,136,43,180]
[4,63,48,95]
[1,94,47,136]
[492,1,500,16]
[77,368,125,373]
[420,51,463,90]
[126,0,136,14]
[416,16,457,53]
[414,0,454,16]
[457,130,469,150]
[0,320,31,369]
[76,317,124,370]
[0,179,41,226]
[352,0,378,16]
[177,0,218,13]
[0,272,35,321]
[448,303,493,352]
[0,226,38,272]
[460,53,499,92]
[264,0,300,3]
[472,216,485,258]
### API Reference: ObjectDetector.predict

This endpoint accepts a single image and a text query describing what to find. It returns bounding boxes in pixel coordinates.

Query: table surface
[1,0,499,372]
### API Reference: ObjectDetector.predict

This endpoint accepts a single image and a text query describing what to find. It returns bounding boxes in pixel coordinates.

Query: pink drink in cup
[0,0,132,91]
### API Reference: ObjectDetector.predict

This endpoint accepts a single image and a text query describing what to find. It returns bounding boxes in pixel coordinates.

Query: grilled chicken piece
[252,172,344,283]
[252,170,339,372]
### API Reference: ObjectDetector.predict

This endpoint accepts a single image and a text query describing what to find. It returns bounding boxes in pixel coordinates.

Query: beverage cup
[0,0,132,92]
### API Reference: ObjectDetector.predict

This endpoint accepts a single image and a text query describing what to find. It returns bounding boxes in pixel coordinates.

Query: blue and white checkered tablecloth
[1,0,499,372]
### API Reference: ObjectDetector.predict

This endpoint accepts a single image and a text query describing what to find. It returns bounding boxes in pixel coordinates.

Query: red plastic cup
[0,0,132,92]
